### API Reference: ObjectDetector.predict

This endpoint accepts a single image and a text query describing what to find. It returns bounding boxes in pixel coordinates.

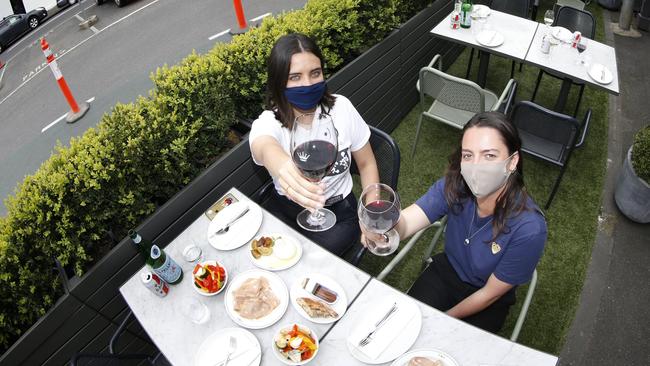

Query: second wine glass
[358,183,401,256]
[291,112,339,232]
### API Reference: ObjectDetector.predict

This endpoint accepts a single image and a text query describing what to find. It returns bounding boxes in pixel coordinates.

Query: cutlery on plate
[214,348,251,366]
[601,67,606,82]
[358,302,398,347]
[221,336,237,366]
[211,207,250,237]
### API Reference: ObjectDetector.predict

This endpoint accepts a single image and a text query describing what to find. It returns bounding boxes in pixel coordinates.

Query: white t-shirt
[249,94,371,205]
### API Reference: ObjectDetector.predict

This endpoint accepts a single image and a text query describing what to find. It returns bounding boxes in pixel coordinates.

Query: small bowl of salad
[192,260,227,296]
[272,323,319,365]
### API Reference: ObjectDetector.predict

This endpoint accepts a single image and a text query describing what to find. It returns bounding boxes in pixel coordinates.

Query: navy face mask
[284,81,326,110]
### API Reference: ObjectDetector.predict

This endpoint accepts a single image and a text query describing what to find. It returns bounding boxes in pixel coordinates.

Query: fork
[210,207,249,237]
[221,336,237,366]
[358,302,398,347]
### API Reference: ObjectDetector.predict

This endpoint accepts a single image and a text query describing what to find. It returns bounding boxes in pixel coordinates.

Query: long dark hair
[444,111,529,241]
[265,33,336,129]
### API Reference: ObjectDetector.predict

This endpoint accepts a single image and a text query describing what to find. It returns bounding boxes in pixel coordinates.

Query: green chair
[377,217,538,342]
[412,54,518,157]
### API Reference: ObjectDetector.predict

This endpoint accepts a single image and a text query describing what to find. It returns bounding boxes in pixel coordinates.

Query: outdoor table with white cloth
[430,7,619,112]
[120,188,558,366]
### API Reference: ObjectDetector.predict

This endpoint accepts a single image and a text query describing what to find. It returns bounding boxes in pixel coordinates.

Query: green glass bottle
[460,0,472,29]
[129,230,183,285]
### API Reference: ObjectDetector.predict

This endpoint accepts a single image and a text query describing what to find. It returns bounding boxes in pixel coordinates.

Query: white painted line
[74,13,85,22]
[0,0,161,107]
[90,26,99,34]
[41,96,95,133]
[0,61,7,87]
[208,29,231,41]
[250,12,271,22]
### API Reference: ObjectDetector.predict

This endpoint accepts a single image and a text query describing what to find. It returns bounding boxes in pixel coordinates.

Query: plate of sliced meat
[289,273,347,324]
[224,269,289,329]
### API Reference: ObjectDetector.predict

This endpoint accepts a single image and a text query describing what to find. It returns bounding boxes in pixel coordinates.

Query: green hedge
[632,125,650,183]
[0,0,432,352]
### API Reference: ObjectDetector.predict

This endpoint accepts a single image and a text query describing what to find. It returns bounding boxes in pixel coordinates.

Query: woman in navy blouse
[363,111,547,332]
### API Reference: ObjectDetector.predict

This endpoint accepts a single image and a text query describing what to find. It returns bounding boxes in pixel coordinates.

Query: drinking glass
[358,183,401,256]
[178,296,210,324]
[182,243,203,264]
[576,37,589,66]
[290,112,339,232]
[544,10,554,29]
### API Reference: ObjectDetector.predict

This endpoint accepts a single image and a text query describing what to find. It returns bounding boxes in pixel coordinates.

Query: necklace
[464,207,493,245]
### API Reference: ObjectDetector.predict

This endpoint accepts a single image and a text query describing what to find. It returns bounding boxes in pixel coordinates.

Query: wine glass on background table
[576,36,589,66]
[358,183,401,256]
[291,112,339,232]
[544,9,554,33]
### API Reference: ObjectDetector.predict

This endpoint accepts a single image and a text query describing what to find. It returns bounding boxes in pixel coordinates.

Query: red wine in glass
[292,140,337,181]
[358,183,401,256]
[577,43,586,53]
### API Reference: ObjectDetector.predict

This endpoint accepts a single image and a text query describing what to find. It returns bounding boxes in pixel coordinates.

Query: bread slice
[296,297,338,318]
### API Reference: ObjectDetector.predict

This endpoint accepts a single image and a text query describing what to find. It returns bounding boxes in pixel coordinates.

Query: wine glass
[177,296,210,324]
[358,183,401,256]
[544,10,554,34]
[291,112,339,232]
[576,37,589,66]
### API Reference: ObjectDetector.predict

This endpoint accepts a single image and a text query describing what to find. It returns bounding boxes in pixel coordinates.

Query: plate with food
[289,274,347,324]
[249,234,303,271]
[224,269,289,329]
[390,349,460,366]
[272,323,319,365]
[207,201,263,250]
[194,327,261,366]
[191,260,227,296]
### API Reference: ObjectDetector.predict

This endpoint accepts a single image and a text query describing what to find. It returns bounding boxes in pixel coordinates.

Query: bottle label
[153,252,182,283]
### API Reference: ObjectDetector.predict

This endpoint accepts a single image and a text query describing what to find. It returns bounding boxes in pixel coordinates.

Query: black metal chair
[253,125,401,265]
[531,6,596,117]
[466,0,532,80]
[510,101,592,209]
[69,310,163,365]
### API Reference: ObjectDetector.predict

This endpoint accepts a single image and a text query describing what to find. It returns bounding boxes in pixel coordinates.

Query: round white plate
[476,30,504,47]
[194,327,261,366]
[390,348,460,366]
[588,63,614,85]
[249,233,303,271]
[346,297,422,364]
[207,201,263,250]
[471,4,491,18]
[190,260,227,296]
[289,274,347,324]
[224,269,289,329]
[551,26,572,43]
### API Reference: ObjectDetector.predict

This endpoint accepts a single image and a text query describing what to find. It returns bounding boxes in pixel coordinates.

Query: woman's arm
[250,135,325,210]
[351,142,379,191]
[445,274,514,319]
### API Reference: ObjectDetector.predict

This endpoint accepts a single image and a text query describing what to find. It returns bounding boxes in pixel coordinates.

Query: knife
[213,349,256,366]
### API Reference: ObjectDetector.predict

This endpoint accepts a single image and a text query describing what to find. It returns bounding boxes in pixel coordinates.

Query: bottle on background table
[129,229,183,285]
[460,0,472,29]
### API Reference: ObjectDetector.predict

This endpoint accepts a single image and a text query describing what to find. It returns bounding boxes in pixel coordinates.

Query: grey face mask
[460,153,516,198]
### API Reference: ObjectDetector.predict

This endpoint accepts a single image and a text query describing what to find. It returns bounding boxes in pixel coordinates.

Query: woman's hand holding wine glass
[276,159,326,211]
[290,112,339,232]
[358,183,401,256]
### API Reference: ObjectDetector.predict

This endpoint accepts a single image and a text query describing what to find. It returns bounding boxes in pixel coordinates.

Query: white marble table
[430,10,540,87]
[525,25,619,110]
[119,188,372,366]
[318,279,558,366]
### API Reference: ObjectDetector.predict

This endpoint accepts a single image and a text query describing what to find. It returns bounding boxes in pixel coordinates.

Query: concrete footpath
[559,9,650,366]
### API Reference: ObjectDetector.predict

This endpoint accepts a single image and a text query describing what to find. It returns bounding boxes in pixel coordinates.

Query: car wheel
[28,17,39,29]
[96,0,104,5]
[69,0,77,4]
[115,0,125,7]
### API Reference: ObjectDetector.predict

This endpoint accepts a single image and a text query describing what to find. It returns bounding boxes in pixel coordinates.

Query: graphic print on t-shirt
[327,148,350,177]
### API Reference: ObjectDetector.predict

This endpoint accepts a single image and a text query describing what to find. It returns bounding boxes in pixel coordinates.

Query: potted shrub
[615,125,650,223]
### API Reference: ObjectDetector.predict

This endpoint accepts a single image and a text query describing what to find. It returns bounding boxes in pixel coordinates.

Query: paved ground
[559,9,650,366]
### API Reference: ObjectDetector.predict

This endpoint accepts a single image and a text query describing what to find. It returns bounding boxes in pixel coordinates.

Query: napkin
[214,202,249,230]
[347,299,416,360]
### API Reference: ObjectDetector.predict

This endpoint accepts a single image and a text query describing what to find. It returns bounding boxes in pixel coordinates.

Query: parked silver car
[0,7,48,53]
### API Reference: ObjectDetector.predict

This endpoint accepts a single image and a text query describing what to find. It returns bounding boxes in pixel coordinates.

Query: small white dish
[249,233,303,271]
[471,4,491,18]
[191,260,227,296]
[390,348,460,366]
[194,327,261,366]
[207,201,263,250]
[551,26,572,43]
[272,323,319,365]
[224,269,289,329]
[588,63,614,85]
[476,30,504,47]
[289,274,347,324]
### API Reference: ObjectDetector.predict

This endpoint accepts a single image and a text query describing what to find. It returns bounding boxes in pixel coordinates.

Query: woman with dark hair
[250,33,379,256]
[362,111,547,332]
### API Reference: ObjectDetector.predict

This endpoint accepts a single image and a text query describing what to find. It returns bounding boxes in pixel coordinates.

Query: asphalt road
[0,0,307,215]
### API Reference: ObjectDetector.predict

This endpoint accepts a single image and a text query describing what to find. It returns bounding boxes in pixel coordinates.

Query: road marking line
[90,26,100,34]
[208,29,231,41]
[41,96,95,133]
[250,12,271,22]
[74,13,85,22]
[0,0,161,107]
[0,61,7,88]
